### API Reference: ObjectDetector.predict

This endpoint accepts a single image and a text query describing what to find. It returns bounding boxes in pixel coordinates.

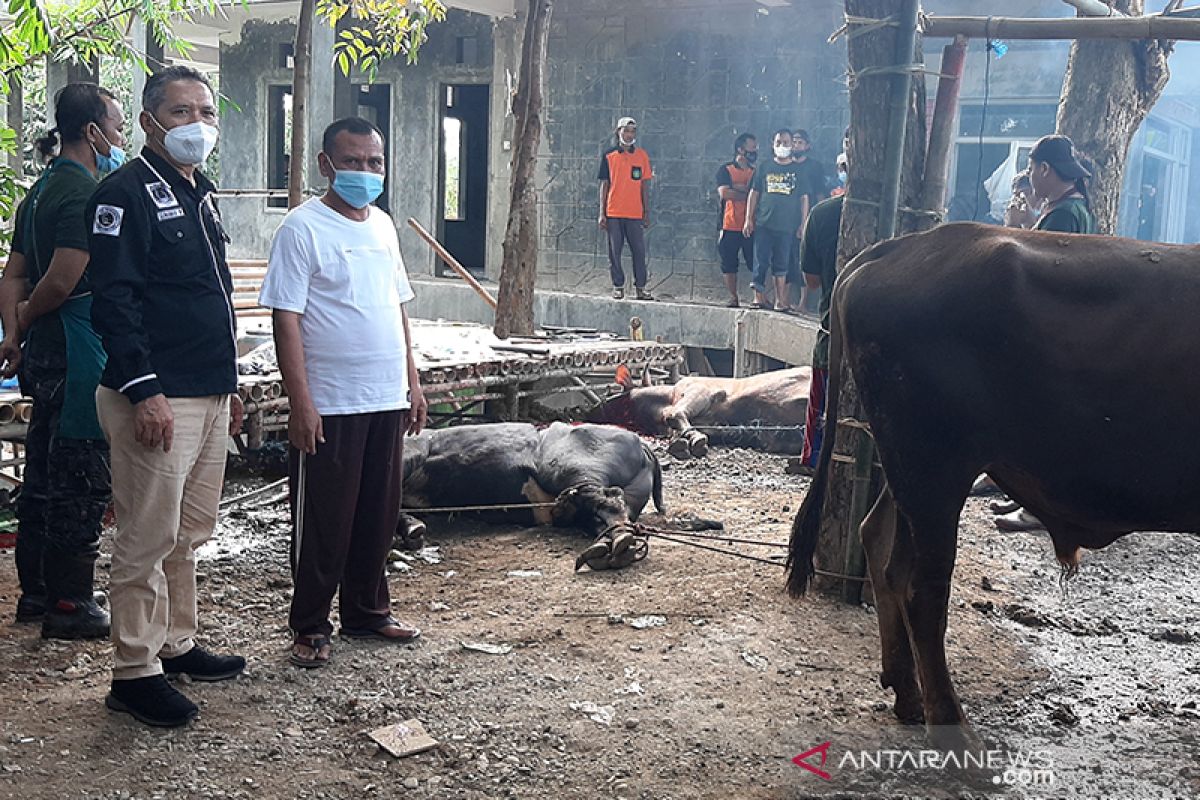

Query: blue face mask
[332,169,385,209]
[91,125,126,175]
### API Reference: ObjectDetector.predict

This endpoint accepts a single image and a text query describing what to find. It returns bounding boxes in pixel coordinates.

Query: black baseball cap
[1030,134,1090,179]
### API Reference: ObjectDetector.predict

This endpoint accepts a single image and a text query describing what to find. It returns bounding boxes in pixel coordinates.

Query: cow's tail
[644,441,666,513]
[785,252,855,598]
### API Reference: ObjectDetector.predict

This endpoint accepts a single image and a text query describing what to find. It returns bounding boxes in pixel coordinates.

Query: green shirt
[1035,196,1096,235]
[10,158,98,353]
[750,160,813,234]
[801,196,844,370]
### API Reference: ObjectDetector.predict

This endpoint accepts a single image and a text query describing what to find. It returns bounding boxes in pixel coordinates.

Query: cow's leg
[662,392,716,459]
[860,487,923,724]
[896,501,979,752]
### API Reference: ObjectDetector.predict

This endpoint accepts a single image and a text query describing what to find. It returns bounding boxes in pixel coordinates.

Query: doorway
[438,84,490,274]
[355,83,392,212]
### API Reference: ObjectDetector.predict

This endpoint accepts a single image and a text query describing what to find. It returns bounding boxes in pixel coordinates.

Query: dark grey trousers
[606,218,648,288]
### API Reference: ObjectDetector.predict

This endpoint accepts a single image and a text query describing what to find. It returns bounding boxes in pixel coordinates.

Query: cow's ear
[615,364,632,389]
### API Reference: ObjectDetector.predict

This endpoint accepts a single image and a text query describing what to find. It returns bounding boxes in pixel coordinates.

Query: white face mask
[774,145,792,159]
[152,116,219,166]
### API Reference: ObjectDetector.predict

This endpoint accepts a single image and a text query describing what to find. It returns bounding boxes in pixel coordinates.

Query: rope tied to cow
[635,524,869,583]
[400,500,559,514]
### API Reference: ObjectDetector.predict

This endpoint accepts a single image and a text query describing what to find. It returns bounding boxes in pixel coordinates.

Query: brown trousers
[288,410,406,637]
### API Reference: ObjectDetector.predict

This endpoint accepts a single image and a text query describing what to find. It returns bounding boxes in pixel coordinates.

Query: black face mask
[742,150,758,164]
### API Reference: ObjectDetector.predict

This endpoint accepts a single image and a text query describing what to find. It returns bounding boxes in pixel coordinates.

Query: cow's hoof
[608,547,640,569]
[395,515,428,551]
[926,723,983,756]
[610,529,636,556]
[893,696,925,725]
[575,541,612,571]
[667,437,692,460]
[688,433,709,458]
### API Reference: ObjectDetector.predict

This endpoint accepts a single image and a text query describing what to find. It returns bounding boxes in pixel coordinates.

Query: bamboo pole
[919,36,969,221]
[922,13,1200,40]
[406,218,499,311]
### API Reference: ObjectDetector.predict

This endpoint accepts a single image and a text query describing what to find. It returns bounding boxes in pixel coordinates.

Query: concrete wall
[217,1,852,304]
[532,0,848,303]
[219,10,499,270]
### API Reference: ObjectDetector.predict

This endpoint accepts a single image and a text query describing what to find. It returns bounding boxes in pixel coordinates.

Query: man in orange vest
[598,117,654,301]
[715,133,757,308]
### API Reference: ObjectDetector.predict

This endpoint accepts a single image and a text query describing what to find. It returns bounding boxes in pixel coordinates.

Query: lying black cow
[400,422,663,570]
[788,222,1200,751]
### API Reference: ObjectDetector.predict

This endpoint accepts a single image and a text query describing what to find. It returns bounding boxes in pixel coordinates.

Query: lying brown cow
[591,365,811,458]
[788,222,1200,752]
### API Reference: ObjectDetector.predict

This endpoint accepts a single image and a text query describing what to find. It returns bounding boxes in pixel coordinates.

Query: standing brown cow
[788,222,1200,752]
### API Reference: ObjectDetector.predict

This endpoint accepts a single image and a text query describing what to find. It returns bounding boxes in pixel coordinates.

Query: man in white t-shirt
[259,117,427,669]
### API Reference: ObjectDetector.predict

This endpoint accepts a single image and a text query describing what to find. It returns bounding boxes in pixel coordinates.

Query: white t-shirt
[259,198,416,415]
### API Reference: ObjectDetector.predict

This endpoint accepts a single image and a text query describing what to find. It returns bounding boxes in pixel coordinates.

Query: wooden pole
[918,36,969,224]
[407,217,499,311]
[922,14,1200,40]
[287,0,314,209]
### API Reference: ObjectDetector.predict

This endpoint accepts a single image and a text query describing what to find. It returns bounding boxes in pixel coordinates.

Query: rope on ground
[641,526,870,583]
[646,529,786,568]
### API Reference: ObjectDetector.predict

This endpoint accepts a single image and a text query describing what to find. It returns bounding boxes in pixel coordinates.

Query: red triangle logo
[792,741,833,781]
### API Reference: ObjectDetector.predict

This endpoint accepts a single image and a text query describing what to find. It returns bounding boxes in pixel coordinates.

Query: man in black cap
[1027,134,1096,235]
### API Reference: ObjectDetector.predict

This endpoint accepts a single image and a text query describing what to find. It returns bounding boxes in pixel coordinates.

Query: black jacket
[87,148,238,403]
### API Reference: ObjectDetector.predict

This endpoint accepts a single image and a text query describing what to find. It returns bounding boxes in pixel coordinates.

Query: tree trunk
[494,0,553,340]
[812,0,927,595]
[1057,0,1172,233]
[288,0,315,210]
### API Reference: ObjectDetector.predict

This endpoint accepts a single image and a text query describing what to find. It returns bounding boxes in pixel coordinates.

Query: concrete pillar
[307,17,338,191]
[45,60,69,125]
[6,76,22,176]
[130,16,166,152]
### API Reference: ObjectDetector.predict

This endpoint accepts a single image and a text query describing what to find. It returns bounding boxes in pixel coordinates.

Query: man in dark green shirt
[799,193,844,467]
[0,83,127,638]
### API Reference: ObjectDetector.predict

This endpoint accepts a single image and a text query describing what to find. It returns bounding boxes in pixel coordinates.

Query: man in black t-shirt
[743,130,813,312]
[786,129,828,296]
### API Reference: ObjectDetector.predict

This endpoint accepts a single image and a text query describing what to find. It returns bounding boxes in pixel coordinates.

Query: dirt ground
[0,444,1197,800]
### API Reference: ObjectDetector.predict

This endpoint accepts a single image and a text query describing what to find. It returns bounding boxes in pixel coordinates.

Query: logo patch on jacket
[145,181,179,209]
[92,204,124,236]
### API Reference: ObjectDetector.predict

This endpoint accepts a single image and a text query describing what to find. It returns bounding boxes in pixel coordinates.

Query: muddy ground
[0,445,1197,800]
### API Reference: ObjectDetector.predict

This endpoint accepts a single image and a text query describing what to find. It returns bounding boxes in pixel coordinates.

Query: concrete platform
[408,277,818,369]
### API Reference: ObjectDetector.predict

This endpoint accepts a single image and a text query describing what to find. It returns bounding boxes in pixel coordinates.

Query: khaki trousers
[97,388,229,680]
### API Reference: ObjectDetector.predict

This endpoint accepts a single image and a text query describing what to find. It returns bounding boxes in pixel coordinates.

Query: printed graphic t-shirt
[597,146,653,219]
[259,198,416,415]
[716,162,755,231]
[750,160,813,234]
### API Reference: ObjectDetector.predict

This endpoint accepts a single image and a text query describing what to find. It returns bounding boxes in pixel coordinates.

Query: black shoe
[41,599,110,640]
[15,594,46,623]
[106,675,198,728]
[161,646,245,682]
